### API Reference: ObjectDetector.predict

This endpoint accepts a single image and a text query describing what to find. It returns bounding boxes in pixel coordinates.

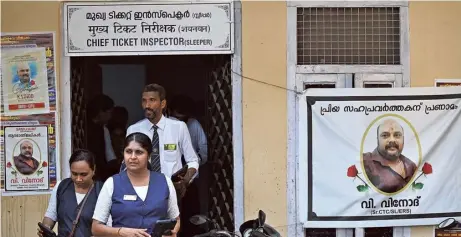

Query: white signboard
[64,2,234,56]
[298,87,461,228]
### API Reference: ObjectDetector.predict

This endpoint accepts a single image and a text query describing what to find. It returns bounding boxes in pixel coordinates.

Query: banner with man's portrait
[299,86,461,228]
[1,47,50,116]
[3,126,49,191]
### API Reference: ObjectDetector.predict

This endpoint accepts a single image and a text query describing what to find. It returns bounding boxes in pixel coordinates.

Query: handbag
[68,183,95,237]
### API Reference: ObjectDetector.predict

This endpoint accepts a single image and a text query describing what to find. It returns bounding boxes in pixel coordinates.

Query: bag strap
[68,183,95,237]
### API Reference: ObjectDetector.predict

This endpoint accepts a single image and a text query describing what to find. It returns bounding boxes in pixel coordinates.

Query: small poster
[435,224,461,237]
[4,126,49,191]
[0,113,57,190]
[1,47,50,116]
[435,79,461,87]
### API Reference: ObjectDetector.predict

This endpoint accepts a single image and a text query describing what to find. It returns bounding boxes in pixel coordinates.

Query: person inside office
[121,83,200,201]
[92,132,180,237]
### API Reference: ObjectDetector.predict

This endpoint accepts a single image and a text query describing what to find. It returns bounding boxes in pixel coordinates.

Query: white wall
[101,64,146,126]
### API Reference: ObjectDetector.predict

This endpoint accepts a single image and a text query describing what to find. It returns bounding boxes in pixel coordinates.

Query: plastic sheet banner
[0,113,57,191]
[1,32,57,111]
[299,87,461,228]
[1,47,50,116]
[1,32,58,193]
[4,126,49,191]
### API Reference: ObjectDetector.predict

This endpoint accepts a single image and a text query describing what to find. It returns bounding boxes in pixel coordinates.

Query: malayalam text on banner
[0,33,58,193]
[0,113,57,190]
[64,2,233,56]
[4,126,49,191]
[0,32,57,111]
[1,48,50,116]
[300,87,461,228]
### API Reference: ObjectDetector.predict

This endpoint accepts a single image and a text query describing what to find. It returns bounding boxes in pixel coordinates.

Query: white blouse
[92,174,180,224]
[45,180,113,226]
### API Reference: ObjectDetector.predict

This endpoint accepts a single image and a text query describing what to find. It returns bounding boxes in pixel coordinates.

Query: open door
[70,57,103,152]
[71,57,87,151]
[207,55,234,231]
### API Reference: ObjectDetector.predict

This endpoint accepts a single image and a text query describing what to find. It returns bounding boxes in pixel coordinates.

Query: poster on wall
[0,32,58,193]
[435,225,461,237]
[1,48,50,116]
[0,113,57,190]
[63,2,234,56]
[299,87,461,228]
[435,79,461,87]
[3,126,49,191]
[1,32,57,111]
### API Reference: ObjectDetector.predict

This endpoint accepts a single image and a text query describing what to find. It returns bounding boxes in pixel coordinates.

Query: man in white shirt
[125,83,199,199]
[168,95,207,165]
[169,95,209,216]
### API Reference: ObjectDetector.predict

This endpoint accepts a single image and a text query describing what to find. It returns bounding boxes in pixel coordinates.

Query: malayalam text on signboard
[64,2,234,56]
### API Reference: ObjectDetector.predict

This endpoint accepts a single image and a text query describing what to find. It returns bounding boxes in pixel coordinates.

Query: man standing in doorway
[124,84,199,201]
[169,95,209,236]
[86,94,119,182]
[169,95,209,208]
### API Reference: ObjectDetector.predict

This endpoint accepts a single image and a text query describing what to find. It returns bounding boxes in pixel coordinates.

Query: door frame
[59,1,244,231]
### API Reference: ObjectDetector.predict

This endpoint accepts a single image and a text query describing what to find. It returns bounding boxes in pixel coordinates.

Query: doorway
[69,54,235,231]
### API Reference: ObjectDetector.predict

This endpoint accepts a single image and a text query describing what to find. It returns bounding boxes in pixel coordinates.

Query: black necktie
[151,125,161,172]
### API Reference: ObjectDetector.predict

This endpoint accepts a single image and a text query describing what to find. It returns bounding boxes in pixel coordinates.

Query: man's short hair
[169,94,195,116]
[20,140,32,147]
[143,84,166,101]
[376,120,404,137]
[16,62,30,71]
[87,94,114,119]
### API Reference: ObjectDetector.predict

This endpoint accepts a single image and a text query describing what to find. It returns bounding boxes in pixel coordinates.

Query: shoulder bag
[68,183,95,237]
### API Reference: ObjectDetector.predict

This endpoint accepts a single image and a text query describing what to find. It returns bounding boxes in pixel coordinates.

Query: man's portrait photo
[362,117,419,194]
[2,48,49,116]
[13,139,40,175]
[12,61,37,89]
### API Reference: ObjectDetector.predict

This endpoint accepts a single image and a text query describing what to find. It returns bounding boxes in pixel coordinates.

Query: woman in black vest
[38,149,104,237]
[91,132,180,237]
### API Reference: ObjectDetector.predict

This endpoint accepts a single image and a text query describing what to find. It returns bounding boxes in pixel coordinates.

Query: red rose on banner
[347,165,358,177]
[6,161,18,176]
[412,162,434,190]
[422,162,432,174]
[30,80,35,86]
[346,164,369,192]
[35,161,48,176]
